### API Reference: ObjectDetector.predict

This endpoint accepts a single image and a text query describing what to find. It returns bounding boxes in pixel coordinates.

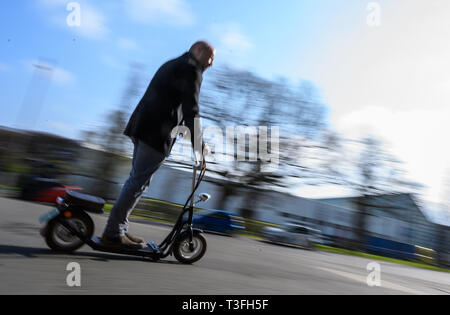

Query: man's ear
[197,50,205,61]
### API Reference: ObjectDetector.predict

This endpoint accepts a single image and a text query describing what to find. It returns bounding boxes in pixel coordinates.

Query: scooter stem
[190,166,197,208]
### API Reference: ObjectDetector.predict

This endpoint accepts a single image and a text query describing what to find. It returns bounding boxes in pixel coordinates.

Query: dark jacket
[124,52,203,157]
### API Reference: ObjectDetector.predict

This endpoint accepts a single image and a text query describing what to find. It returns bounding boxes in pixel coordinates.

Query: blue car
[193,210,245,235]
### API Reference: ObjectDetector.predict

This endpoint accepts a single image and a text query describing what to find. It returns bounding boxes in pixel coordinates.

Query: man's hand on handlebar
[201,144,210,166]
[197,143,210,168]
[202,143,211,158]
[193,143,209,168]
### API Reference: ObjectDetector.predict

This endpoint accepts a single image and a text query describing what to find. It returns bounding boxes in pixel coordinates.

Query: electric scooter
[39,159,210,264]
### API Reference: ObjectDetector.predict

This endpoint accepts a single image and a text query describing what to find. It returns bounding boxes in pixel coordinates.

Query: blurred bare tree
[323,135,424,250]
[436,169,450,266]
[442,169,450,213]
[81,63,145,198]
[198,66,335,220]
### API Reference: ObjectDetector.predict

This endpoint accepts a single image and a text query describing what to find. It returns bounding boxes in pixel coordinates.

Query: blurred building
[317,194,438,248]
[1,127,448,265]
[0,127,81,187]
[64,144,450,264]
[137,163,450,264]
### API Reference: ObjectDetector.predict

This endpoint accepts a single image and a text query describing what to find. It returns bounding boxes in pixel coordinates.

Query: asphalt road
[0,197,449,295]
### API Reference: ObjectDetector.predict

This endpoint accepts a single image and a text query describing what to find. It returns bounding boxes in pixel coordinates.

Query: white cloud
[208,22,253,69]
[117,38,140,51]
[284,1,450,203]
[124,0,194,26]
[52,66,76,86]
[335,105,450,203]
[73,4,109,40]
[37,0,109,40]
[100,55,124,71]
[211,23,253,55]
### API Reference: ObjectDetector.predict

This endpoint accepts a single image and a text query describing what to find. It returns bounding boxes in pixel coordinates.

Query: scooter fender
[181,227,204,235]
[39,214,66,237]
[39,224,49,237]
[168,228,204,256]
[192,227,204,234]
[40,207,93,241]
[39,209,65,237]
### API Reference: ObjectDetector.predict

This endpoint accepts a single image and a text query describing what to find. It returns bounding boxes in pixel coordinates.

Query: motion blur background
[0,1,449,267]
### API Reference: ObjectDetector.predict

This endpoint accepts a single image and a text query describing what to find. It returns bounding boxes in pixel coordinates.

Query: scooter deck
[89,236,161,258]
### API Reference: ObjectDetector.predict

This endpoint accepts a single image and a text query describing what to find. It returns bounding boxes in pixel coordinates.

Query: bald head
[189,41,215,71]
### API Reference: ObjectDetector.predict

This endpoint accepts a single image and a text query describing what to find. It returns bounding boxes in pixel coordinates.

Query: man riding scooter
[101,41,215,249]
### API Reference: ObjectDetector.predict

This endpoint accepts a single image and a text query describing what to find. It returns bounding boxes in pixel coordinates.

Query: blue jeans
[103,139,165,238]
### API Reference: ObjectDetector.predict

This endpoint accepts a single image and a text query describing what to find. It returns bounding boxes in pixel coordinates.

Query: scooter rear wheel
[173,231,207,264]
[45,212,94,253]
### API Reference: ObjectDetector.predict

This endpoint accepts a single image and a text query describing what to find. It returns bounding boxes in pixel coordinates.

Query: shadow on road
[0,245,52,258]
[0,244,181,265]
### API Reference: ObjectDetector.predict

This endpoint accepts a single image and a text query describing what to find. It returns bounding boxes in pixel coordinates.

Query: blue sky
[0,0,357,136]
[1,0,450,209]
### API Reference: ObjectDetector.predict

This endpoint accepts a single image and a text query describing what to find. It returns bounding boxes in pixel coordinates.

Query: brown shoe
[101,235,145,250]
[125,232,145,244]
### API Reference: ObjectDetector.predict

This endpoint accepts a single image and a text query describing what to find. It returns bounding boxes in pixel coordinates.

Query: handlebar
[193,150,207,171]
[194,159,206,170]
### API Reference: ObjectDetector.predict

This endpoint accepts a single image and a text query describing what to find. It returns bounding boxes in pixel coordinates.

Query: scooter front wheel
[173,231,207,264]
